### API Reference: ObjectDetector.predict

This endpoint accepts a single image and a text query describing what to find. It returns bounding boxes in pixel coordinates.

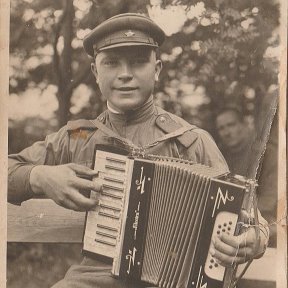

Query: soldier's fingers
[209,246,245,267]
[213,237,240,257]
[67,163,98,176]
[56,198,85,212]
[68,189,98,210]
[72,177,102,192]
[213,238,253,258]
[219,232,250,249]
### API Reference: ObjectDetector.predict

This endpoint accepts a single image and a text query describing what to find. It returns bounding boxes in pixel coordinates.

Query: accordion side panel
[187,180,246,288]
[118,159,155,280]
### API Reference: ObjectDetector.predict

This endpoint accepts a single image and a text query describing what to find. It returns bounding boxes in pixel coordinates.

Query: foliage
[7,243,82,288]
[155,0,280,134]
[9,0,280,149]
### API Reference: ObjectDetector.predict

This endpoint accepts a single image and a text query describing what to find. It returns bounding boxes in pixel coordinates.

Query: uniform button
[159,116,166,122]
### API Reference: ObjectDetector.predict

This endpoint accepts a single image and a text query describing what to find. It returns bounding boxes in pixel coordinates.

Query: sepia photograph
[1,0,287,287]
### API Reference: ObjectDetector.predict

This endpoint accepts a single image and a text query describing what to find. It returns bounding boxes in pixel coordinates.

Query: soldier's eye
[103,59,118,66]
[131,57,148,64]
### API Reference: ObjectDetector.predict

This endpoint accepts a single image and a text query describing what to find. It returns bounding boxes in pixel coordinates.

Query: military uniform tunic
[8,101,228,204]
[9,101,230,288]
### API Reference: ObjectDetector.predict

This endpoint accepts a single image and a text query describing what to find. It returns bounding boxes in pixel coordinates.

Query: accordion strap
[89,119,195,151]
[144,125,195,148]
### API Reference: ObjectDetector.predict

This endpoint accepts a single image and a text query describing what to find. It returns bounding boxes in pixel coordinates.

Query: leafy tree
[9,0,280,152]
[155,0,279,134]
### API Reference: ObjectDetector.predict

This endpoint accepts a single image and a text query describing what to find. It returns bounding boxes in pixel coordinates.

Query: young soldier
[8,13,268,288]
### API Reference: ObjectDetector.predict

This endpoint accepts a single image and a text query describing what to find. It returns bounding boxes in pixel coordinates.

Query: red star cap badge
[125,30,135,37]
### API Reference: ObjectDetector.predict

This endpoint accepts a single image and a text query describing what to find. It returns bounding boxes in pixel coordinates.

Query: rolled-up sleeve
[8,126,69,205]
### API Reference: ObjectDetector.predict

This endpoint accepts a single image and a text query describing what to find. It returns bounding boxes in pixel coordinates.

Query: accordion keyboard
[83,150,132,258]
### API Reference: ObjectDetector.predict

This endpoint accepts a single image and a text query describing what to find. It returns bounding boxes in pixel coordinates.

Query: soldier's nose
[118,63,133,81]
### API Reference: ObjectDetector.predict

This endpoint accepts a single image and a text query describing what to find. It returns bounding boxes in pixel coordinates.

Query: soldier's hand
[209,227,261,267]
[209,209,269,267]
[29,163,101,211]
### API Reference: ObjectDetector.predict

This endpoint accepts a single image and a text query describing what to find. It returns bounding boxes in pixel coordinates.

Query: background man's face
[216,111,247,148]
[92,46,162,113]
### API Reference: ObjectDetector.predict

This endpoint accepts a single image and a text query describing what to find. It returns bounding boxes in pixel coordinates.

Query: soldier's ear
[91,62,99,83]
[155,60,162,82]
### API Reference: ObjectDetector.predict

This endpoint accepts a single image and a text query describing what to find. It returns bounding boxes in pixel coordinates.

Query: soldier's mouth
[115,87,138,91]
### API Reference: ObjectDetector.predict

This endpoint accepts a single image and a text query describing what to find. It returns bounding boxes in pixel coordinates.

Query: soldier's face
[92,46,162,113]
[216,111,246,148]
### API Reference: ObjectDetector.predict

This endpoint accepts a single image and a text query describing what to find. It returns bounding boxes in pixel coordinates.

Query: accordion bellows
[83,148,250,288]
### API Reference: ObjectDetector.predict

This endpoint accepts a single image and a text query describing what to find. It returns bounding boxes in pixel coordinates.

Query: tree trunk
[56,0,75,127]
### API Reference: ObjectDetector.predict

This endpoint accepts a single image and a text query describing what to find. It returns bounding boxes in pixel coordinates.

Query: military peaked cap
[83,13,166,57]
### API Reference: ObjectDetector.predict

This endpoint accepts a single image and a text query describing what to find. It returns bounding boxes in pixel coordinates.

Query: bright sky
[148,2,207,36]
[9,85,58,121]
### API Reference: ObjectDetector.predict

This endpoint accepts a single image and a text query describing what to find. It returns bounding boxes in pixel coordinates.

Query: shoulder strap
[67,119,97,131]
[155,112,199,148]
[66,109,110,131]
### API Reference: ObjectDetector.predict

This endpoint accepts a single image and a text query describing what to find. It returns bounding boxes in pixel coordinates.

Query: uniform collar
[107,96,156,124]
[107,101,122,114]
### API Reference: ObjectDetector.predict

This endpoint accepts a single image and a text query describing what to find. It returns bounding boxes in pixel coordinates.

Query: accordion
[83,147,254,288]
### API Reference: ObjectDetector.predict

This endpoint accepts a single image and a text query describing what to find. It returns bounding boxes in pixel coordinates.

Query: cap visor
[98,42,158,52]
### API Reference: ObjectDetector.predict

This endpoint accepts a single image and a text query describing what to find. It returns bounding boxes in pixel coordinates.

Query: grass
[7,243,82,288]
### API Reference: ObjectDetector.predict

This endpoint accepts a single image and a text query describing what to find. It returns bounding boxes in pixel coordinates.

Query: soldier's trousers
[52,257,156,288]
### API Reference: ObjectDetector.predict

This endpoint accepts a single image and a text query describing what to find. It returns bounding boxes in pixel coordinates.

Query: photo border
[1,0,287,287]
